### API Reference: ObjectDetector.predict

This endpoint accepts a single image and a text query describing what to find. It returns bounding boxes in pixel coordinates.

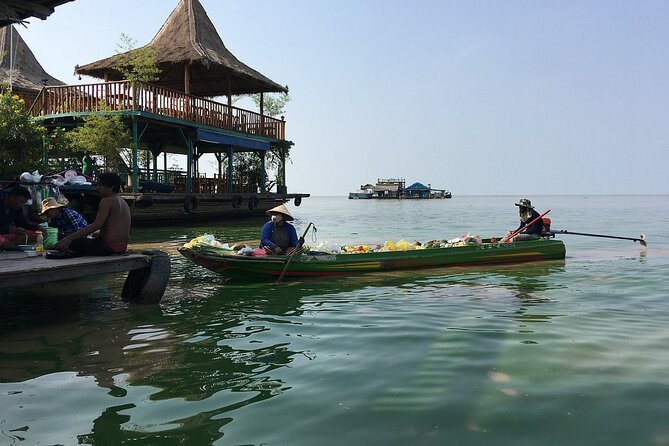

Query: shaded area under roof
[0,0,73,27]
[75,0,287,97]
[0,25,65,93]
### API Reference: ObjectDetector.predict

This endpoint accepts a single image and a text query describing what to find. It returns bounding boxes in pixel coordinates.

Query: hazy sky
[17,0,669,195]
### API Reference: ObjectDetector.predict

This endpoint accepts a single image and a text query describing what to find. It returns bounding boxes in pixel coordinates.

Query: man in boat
[260,204,301,255]
[39,197,88,240]
[508,198,543,242]
[55,173,131,256]
[0,185,40,250]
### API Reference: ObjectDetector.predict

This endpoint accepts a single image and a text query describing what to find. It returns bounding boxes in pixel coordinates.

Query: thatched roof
[0,0,73,27]
[74,0,287,97]
[0,25,65,93]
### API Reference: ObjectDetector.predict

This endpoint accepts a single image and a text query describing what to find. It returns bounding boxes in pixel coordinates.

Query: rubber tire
[121,249,171,304]
[294,196,302,207]
[231,195,242,208]
[134,195,154,209]
[184,195,198,213]
[248,195,258,210]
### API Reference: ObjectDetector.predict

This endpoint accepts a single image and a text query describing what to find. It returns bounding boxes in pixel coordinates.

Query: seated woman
[0,186,40,250]
[39,197,88,240]
[260,204,301,255]
[508,198,543,242]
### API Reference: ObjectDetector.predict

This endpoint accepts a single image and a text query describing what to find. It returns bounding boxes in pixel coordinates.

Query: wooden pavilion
[27,0,307,222]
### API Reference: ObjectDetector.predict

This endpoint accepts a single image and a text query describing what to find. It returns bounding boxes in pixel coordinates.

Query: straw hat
[40,197,65,215]
[514,198,534,209]
[266,204,294,221]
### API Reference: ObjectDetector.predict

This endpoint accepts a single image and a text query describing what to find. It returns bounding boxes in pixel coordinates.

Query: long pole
[275,222,315,284]
[552,230,647,246]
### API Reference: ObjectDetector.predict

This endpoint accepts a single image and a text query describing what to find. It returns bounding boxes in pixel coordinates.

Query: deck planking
[0,251,152,289]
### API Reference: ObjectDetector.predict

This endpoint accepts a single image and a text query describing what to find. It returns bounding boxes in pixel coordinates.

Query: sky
[16,0,669,195]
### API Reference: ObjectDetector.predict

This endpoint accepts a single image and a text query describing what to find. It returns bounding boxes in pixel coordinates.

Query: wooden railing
[29,80,286,140]
[172,175,259,194]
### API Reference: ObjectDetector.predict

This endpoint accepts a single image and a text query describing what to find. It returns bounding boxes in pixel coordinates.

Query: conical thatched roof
[0,25,65,93]
[74,0,287,97]
[0,0,73,27]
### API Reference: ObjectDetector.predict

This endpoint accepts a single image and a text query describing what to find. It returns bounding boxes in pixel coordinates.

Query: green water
[1,196,668,445]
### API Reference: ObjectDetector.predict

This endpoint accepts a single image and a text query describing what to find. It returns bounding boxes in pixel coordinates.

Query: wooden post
[260,92,265,136]
[184,64,190,95]
[260,151,266,193]
[132,118,139,192]
[227,147,234,193]
[227,77,233,128]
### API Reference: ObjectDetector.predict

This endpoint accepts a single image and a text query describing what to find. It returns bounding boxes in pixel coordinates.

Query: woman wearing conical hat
[260,204,300,255]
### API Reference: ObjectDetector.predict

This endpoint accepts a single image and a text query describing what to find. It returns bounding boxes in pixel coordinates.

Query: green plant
[68,106,132,171]
[0,89,46,179]
[113,33,161,83]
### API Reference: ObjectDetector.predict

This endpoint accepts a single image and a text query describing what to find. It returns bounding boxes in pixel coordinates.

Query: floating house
[349,178,451,199]
[16,0,308,224]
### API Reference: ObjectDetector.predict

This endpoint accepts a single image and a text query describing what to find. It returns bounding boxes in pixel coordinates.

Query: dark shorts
[69,237,115,256]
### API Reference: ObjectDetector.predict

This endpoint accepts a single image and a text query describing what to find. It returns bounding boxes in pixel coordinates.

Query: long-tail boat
[178,238,566,281]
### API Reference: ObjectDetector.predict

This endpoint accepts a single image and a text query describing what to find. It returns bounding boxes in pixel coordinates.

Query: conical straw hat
[266,204,294,221]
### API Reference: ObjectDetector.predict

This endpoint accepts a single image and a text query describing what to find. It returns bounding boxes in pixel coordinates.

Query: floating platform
[61,186,309,225]
[0,249,170,303]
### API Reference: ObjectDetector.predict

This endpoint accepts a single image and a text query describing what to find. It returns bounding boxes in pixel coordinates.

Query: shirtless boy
[56,173,131,255]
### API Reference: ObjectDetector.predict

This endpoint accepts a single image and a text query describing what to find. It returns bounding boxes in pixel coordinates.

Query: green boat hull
[178,239,566,280]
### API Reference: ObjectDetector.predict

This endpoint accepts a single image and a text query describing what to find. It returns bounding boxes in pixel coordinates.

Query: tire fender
[134,195,154,209]
[231,195,243,208]
[184,195,198,213]
[294,196,302,207]
[248,195,258,210]
[122,249,171,304]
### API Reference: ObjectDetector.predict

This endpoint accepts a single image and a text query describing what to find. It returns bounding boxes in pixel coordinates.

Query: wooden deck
[29,80,286,140]
[0,249,170,303]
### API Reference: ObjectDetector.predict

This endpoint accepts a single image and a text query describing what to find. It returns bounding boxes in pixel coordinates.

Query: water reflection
[0,258,567,444]
[0,285,307,444]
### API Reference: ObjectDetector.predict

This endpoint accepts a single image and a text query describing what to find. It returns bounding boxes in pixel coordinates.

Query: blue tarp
[405,182,429,190]
[196,129,270,151]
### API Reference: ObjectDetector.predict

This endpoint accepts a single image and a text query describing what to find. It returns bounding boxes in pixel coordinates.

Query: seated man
[0,186,39,250]
[40,197,88,240]
[260,204,301,255]
[55,173,131,256]
[508,198,543,242]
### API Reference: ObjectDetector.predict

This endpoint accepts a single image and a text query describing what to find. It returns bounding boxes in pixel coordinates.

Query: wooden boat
[178,238,566,280]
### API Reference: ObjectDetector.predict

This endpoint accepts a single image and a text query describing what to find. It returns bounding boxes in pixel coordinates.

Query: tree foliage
[68,107,132,171]
[0,89,45,179]
[113,33,161,83]
[251,92,291,118]
[249,92,291,183]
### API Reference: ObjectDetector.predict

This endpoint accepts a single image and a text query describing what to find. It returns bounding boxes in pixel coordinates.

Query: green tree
[251,92,291,118]
[68,107,132,171]
[0,89,45,179]
[250,92,291,187]
[113,33,161,83]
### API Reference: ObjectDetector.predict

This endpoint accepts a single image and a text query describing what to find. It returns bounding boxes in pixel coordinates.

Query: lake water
[1,195,668,445]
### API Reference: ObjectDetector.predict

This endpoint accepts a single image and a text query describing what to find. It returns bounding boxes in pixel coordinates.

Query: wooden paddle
[551,230,647,246]
[275,222,316,284]
[502,209,551,243]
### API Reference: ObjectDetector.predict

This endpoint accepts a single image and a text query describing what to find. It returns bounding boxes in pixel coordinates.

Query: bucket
[43,227,58,248]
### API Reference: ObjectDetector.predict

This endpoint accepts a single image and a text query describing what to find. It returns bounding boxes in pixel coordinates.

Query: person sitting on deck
[0,186,40,250]
[260,204,301,255]
[508,198,543,242]
[40,197,88,240]
[55,173,131,256]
